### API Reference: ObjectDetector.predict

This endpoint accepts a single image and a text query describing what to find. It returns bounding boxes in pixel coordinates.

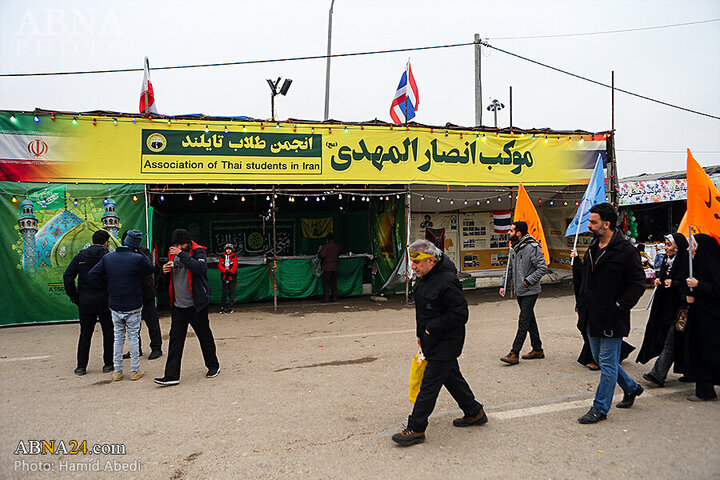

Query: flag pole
[143,57,150,115]
[570,198,587,266]
[645,286,657,310]
[688,225,693,292]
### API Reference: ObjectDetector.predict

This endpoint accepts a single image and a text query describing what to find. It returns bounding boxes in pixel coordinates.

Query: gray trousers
[648,324,675,383]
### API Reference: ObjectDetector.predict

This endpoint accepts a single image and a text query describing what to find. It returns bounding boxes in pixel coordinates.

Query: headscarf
[693,234,720,285]
[665,233,688,269]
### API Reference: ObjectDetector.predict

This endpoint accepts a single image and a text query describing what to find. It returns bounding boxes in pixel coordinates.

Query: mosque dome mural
[17,194,122,271]
[51,219,121,269]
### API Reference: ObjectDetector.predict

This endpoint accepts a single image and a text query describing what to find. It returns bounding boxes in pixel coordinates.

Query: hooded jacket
[501,234,548,297]
[88,246,154,312]
[413,256,468,361]
[572,229,646,338]
[168,241,210,312]
[63,244,109,309]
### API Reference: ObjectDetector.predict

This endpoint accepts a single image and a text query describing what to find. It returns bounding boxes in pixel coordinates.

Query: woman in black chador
[636,233,689,386]
[684,234,720,401]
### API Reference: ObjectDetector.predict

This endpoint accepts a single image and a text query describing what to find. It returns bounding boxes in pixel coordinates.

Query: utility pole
[323,0,336,121]
[474,34,482,126]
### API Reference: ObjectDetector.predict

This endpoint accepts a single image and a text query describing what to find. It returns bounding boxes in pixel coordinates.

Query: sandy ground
[1,284,719,480]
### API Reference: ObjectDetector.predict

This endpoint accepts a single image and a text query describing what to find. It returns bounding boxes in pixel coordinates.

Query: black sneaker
[123,351,143,359]
[219,308,225,314]
[102,365,113,373]
[74,367,86,376]
[617,385,644,408]
[228,309,234,314]
[578,407,607,424]
[148,351,163,360]
[206,367,221,378]
[453,408,488,427]
[153,376,179,386]
[391,427,425,446]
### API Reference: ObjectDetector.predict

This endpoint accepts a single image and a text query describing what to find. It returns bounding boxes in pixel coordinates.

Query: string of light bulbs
[5,113,608,141]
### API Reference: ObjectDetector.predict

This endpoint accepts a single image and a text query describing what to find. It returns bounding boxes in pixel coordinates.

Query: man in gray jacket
[499,221,548,365]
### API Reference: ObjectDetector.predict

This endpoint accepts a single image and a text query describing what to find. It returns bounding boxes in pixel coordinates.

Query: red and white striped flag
[139,57,158,114]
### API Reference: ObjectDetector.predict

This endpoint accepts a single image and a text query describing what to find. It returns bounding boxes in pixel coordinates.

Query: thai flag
[389,61,419,124]
[139,56,158,114]
[493,211,512,233]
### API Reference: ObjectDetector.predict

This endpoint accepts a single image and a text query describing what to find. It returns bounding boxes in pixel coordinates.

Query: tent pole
[405,185,411,304]
[272,185,277,313]
[144,184,150,249]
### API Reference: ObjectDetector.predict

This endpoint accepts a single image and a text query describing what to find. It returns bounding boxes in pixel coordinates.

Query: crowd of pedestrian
[63,228,220,386]
[61,205,717,445]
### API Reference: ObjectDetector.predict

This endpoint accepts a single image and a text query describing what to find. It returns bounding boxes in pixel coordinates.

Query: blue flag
[565,155,606,237]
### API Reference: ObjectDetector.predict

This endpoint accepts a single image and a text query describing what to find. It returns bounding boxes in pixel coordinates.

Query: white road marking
[0,355,51,362]
[380,385,690,436]
[305,329,415,340]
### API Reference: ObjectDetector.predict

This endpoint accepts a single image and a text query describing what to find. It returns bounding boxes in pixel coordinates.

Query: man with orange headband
[392,239,486,446]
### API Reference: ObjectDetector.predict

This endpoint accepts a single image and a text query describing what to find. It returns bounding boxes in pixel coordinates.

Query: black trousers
[408,358,482,432]
[139,299,163,353]
[322,271,338,301]
[511,294,542,354]
[163,306,219,380]
[76,305,113,369]
[221,279,237,310]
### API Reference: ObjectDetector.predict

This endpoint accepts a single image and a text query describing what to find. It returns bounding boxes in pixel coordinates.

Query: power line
[1,35,718,121]
[492,18,720,40]
[0,41,475,77]
[481,42,720,120]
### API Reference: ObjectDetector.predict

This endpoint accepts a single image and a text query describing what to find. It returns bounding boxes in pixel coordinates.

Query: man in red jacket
[218,243,238,314]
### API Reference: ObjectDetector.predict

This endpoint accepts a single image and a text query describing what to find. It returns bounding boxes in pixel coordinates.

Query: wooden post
[272,186,277,312]
[405,186,411,304]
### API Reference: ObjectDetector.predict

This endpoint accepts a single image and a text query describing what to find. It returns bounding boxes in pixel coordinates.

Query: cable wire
[0,42,475,77]
[482,42,720,120]
[492,18,720,40]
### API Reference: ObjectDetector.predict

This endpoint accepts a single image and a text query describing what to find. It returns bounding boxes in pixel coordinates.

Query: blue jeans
[112,308,142,372]
[587,327,639,414]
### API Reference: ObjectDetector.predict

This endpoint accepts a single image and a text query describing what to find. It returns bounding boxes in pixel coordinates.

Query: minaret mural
[102,197,120,238]
[18,199,38,270]
[16,189,121,271]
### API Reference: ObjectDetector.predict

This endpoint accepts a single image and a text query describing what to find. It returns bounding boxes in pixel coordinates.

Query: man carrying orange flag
[499,184,549,365]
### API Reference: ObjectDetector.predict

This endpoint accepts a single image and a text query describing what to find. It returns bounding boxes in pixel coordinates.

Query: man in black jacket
[392,239,486,446]
[154,229,219,386]
[63,230,113,376]
[572,203,646,424]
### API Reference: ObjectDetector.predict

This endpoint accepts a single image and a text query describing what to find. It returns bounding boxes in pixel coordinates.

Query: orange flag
[686,149,720,243]
[514,183,550,264]
[676,211,703,236]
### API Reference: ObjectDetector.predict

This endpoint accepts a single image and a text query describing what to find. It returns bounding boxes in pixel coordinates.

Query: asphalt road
[1,285,718,479]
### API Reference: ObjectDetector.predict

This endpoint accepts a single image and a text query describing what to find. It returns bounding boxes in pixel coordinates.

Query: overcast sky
[1,0,718,178]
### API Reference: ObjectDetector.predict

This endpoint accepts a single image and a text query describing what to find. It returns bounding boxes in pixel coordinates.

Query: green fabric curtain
[205,257,365,304]
[0,182,148,325]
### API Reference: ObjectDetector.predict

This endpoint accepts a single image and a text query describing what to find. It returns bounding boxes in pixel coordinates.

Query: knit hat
[224,243,234,251]
[171,228,192,245]
[123,229,143,250]
[92,230,110,245]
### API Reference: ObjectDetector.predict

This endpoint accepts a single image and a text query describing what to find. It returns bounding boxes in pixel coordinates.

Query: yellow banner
[301,217,333,238]
[0,114,608,185]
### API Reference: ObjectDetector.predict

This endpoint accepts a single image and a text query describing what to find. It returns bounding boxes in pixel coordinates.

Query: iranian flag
[139,56,158,114]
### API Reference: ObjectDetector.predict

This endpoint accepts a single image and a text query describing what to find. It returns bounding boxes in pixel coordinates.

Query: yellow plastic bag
[408,349,427,403]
